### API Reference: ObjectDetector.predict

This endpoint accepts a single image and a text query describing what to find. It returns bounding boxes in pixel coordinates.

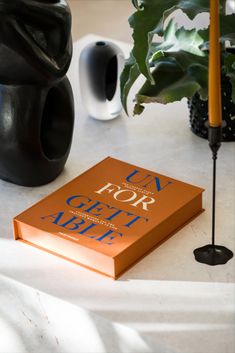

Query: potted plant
[121,0,235,141]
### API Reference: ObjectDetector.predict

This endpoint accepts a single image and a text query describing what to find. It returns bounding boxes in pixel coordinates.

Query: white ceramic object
[79,41,125,120]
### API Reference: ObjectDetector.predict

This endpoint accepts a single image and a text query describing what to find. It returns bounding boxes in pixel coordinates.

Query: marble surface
[0,275,164,353]
[0,35,235,353]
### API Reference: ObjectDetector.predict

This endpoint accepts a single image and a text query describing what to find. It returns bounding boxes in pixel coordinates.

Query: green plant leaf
[134,49,208,114]
[129,0,210,83]
[224,52,235,102]
[120,52,140,115]
[199,14,235,46]
[131,0,144,10]
[220,14,235,45]
[121,0,235,116]
[139,23,209,111]
[151,20,206,59]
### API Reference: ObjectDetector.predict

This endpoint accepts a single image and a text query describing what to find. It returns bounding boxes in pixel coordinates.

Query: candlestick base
[194,244,233,266]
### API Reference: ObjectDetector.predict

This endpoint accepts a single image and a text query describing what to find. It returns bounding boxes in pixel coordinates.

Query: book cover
[13,157,204,279]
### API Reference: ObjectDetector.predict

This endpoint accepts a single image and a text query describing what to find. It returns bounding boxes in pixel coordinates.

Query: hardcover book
[13,157,204,279]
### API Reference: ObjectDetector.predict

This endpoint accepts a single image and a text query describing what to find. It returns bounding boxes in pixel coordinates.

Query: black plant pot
[0,0,74,186]
[188,75,235,142]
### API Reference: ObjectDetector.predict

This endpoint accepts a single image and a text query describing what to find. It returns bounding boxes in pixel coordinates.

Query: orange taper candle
[209,0,222,127]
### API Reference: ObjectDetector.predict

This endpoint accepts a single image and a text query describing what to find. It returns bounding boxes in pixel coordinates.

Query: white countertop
[0,35,235,353]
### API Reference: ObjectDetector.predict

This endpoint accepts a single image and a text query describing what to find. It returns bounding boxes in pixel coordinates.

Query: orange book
[13,157,204,279]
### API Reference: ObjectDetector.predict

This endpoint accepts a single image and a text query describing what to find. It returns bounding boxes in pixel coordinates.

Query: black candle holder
[0,0,74,186]
[194,125,234,265]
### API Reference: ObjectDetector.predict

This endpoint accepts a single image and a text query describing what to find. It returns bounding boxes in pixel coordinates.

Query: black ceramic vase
[0,0,74,186]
